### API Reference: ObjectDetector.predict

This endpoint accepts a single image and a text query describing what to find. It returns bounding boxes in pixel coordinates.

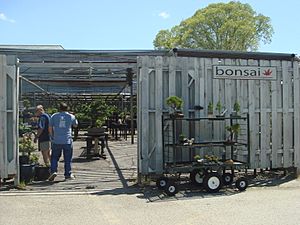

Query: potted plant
[19,135,36,164]
[19,122,32,138]
[46,106,58,115]
[166,96,184,118]
[19,136,50,182]
[178,133,186,144]
[19,135,37,183]
[215,101,223,117]
[34,164,50,181]
[225,123,241,143]
[231,101,241,117]
[29,153,39,164]
[207,102,214,116]
[194,154,204,163]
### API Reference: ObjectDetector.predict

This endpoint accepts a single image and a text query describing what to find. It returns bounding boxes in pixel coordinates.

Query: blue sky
[0,0,299,54]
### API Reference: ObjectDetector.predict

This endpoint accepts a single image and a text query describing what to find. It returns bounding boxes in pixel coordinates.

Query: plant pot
[207,113,214,118]
[170,112,184,119]
[230,112,241,118]
[19,155,30,165]
[34,166,50,181]
[224,140,235,145]
[20,164,35,183]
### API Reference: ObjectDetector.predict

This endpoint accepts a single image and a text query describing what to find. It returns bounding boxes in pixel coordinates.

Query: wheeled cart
[157,114,250,196]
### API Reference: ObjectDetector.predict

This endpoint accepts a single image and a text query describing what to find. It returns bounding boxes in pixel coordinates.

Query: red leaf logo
[263,69,272,76]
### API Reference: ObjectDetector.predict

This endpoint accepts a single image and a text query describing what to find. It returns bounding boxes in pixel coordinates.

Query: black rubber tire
[164,181,178,196]
[222,172,234,185]
[190,169,206,186]
[203,172,222,193]
[156,176,169,190]
[235,177,248,191]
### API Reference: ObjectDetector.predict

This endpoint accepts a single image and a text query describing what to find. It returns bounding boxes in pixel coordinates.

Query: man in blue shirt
[34,105,51,166]
[48,102,78,181]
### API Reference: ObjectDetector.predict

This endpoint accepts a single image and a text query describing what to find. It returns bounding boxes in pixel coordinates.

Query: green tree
[74,100,117,127]
[153,1,273,51]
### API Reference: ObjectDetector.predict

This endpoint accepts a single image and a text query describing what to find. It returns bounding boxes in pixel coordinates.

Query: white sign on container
[213,65,277,80]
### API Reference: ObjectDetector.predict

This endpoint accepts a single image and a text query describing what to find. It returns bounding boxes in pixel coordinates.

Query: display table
[84,127,108,159]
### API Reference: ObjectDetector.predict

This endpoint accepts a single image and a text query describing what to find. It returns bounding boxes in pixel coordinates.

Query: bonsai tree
[166,96,183,112]
[194,154,201,160]
[215,101,222,115]
[207,102,214,115]
[29,153,40,164]
[204,154,219,163]
[178,133,187,144]
[73,100,116,128]
[19,122,32,137]
[233,101,241,116]
[226,123,241,142]
[19,135,37,156]
[46,106,58,115]
[166,96,184,118]
[22,99,31,109]
[19,135,38,164]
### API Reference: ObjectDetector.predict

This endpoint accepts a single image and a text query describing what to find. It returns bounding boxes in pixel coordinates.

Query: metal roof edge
[0,46,298,61]
[0,48,169,56]
[173,48,298,61]
[0,44,64,50]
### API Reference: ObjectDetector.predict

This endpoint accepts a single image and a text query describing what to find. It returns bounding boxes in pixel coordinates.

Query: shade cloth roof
[0,46,297,96]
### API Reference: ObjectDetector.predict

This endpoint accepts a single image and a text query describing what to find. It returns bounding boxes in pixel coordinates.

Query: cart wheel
[203,172,222,193]
[156,176,169,190]
[164,181,178,196]
[235,177,248,191]
[222,172,234,185]
[190,169,205,186]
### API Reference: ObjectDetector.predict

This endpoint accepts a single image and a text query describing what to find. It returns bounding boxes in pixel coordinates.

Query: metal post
[130,83,134,144]
[126,68,134,144]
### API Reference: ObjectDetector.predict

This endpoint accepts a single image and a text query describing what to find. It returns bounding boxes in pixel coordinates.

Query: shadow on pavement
[0,137,298,201]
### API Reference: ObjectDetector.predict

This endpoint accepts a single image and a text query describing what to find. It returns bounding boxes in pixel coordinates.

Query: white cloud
[0,13,15,23]
[158,11,170,19]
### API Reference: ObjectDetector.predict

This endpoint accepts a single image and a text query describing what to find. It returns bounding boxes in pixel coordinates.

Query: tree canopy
[153,1,274,51]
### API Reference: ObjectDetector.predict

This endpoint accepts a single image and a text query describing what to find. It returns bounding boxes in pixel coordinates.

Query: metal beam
[19,62,137,68]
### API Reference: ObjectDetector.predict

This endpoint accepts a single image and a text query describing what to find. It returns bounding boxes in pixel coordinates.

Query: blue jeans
[51,143,73,177]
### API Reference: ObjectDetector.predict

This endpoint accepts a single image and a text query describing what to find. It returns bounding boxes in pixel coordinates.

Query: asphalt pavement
[1,180,300,225]
[1,135,300,225]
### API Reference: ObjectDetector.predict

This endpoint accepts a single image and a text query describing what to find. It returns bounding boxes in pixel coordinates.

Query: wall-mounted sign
[213,65,277,80]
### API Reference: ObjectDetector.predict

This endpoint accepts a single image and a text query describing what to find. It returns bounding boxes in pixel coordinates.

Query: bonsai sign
[212,65,277,80]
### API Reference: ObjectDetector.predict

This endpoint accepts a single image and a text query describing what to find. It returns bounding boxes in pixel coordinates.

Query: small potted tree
[215,101,223,117]
[19,135,37,183]
[178,133,186,144]
[231,101,241,117]
[225,123,241,144]
[34,163,50,181]
[19,135,36,164]
[207,102,214,117]
[166,96,184,119]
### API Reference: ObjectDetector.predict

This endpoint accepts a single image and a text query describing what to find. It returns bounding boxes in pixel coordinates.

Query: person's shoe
[48,172,57,181]
[65,174,75,180]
